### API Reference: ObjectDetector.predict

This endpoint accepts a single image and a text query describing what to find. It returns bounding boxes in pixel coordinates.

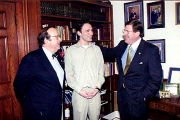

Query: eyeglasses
[122,29,134,34]
[50,35,61,39]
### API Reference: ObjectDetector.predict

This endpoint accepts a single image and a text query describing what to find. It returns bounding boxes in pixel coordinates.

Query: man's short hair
[125,19,144,37]
[76,20,91,32]
[37,26,54,47]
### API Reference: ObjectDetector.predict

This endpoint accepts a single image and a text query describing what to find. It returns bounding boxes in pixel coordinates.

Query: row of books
[93,24,110,40]
[41,2,106,21]
[42,24,110,41]
[104,62,113,77]
[101,100,109,106]
[56,25,77,41]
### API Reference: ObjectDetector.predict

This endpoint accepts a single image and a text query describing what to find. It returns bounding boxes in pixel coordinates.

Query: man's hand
[87,89,99,99]
[79,89,99,99]
[79,90,90,98]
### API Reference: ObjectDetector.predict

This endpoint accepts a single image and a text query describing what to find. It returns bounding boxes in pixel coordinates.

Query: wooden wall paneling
[0,96,14,120]
[16,1,28,61]
[0,1,24,120]
[0,37,9,84]
[26,0,41,52]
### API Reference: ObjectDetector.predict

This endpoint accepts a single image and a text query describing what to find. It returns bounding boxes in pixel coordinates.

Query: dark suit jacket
[101,39,162,103]
[129,12,137,21]
[13,48,64,120]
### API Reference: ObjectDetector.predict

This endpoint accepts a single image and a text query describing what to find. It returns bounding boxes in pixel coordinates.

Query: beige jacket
[65,41,105,93]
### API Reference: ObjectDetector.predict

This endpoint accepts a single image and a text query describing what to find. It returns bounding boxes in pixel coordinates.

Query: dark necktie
[52,53,58,59]
[124,46,132,75]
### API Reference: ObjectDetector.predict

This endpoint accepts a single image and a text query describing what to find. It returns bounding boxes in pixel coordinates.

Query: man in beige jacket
[65,21,105,120]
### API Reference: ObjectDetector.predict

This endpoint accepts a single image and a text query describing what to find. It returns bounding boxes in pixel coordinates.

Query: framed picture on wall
[147,39,165,63]
[124,1,144,24]
[175,2,180,25]
[168,67,180,83]
[147,1,165,29]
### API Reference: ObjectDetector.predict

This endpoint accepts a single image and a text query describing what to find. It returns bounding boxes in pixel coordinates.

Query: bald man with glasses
[14,27,65,120]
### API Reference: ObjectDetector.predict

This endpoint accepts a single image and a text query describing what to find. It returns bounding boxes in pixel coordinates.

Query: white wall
[110,1,180,79]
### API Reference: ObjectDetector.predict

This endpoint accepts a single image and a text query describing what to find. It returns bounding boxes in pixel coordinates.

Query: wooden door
[0,1,22,120]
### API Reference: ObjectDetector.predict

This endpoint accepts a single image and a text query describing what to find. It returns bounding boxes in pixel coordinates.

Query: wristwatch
[96,87,101,91]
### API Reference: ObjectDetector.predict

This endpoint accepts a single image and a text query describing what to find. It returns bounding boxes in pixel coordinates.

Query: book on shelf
[92,25,103,40]
[71,27,77,40]
[101,100,108,106]
[96,25,103,40]
[92,26,98,40]
[56,26,63,40]
[40,1,106,21]
[56,25,71,41]
[65,90,72,105]
[104,62,113,77]
[63,25,70,40]
[102,24,110,40]
[65,95,71,104]
[100,89,107,95]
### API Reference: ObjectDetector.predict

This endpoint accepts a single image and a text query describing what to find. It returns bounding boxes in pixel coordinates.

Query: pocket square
[139,62,143,64]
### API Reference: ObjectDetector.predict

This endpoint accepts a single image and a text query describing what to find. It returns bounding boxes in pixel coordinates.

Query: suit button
[123,83,125,88]
[40,112,43,116]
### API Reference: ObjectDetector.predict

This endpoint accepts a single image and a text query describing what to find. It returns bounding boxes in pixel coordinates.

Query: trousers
[72,87,101,120]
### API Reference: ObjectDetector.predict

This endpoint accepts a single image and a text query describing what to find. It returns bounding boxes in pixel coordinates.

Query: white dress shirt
[42,47,64,88]
[121,38,141,71]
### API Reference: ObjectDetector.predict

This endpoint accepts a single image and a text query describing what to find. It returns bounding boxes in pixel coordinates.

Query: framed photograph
[163,83,179,96]
[147,1,165,29]
[147,39,165,63]
[168,67,180,83]
[124,1,144,24]
[159,90,171,99]
[175,2,180,25]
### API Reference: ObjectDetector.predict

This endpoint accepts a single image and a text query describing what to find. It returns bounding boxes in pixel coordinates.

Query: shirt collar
[76,41,93,48]
[131,38,141,51]
[42,47,53,60]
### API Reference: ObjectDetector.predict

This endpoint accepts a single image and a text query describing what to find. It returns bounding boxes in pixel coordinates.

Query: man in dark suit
[13,27,64,120]
[100,20,162,120]
[129,7,137,21]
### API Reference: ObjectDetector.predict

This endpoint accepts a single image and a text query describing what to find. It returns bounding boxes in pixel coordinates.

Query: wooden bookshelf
[101,75,118,115]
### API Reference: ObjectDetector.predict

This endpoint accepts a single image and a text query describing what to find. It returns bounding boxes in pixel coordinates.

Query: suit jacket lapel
[129,39,145,70]
[57,55,63,68]
[38,48,62,88]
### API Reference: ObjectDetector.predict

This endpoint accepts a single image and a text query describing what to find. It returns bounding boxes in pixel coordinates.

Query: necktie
[124,46,132,75]
[52,53,58,59]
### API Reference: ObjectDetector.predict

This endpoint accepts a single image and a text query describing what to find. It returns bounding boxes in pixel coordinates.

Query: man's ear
[44,38,49,44]
[77,31,81,36]
[135,31,140,37]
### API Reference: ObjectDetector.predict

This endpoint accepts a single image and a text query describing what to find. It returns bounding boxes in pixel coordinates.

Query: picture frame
[168,67,180,83]
[124,1,144,24]
[147,1,165,29]
[175,2,180,25]
[163,83,179,96]
[147,39,165,63]
[159,90,171,99]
